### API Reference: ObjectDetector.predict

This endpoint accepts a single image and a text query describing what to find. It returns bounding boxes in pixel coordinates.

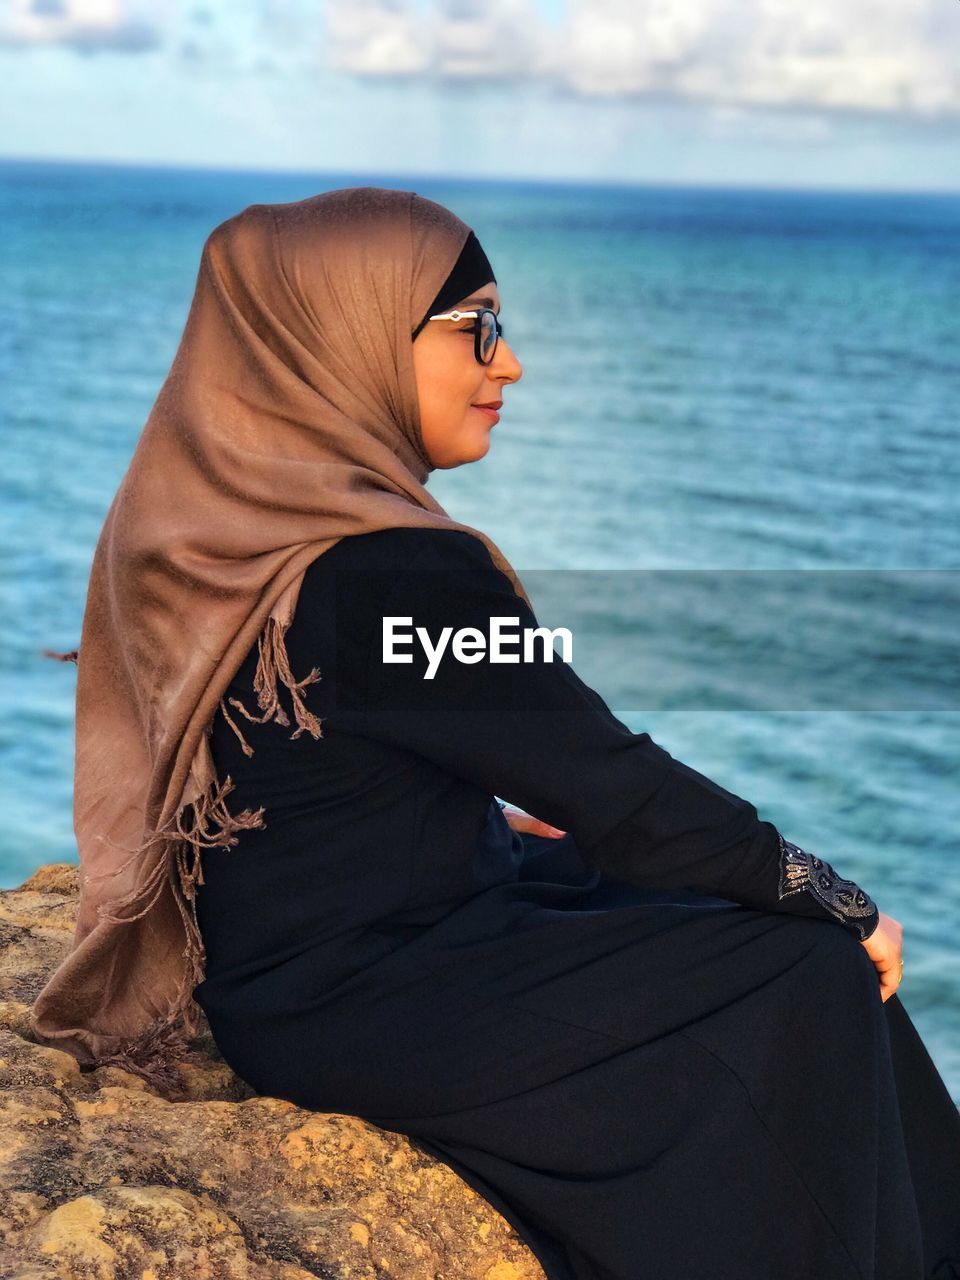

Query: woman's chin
[455,431,493,467]
[431,427,493,469]
[468,433,493,464]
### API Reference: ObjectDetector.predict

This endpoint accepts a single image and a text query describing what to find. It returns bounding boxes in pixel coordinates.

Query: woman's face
[412,281,522,469]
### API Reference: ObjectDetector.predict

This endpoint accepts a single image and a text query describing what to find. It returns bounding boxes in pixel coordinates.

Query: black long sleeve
[327,527,880,941]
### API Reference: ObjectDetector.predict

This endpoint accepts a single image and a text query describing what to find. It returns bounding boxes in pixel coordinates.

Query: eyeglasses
[427,308,503,366]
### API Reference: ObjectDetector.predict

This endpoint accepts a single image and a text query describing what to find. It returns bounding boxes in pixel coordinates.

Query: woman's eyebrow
[457,296,500,313]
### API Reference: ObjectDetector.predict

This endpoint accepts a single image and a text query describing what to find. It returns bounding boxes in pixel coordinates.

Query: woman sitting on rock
[33,186,960,1279]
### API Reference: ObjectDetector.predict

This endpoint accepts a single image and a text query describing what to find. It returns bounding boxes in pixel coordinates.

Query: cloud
[566,0,958,118]
[325,0,428,78]
[325,0,541,83]
[0,0,162,52]
[2,0,956,120]
[325,0,960,119]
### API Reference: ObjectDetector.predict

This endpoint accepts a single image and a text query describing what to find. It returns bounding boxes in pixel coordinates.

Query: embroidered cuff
[777,832,880,941]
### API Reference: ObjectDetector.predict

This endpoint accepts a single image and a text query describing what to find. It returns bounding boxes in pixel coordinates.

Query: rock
[0,864,545,1279]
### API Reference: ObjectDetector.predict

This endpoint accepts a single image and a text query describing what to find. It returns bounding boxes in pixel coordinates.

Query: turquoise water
[2,159,958,1098]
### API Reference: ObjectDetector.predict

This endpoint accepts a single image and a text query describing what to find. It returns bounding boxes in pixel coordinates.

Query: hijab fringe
[90,1005,205,1095]
[218,615,324,742]
[218,695,255,757]
[80,776,268,1094]
[38,616,325,1093]
[41,648,79,664]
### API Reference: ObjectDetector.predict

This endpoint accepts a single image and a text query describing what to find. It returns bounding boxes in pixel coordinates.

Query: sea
[2,158,958,1100]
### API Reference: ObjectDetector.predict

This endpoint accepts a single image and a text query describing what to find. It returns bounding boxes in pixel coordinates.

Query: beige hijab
[31,186,532,1092]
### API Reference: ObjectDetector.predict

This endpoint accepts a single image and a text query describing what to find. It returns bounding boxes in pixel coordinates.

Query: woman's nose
[492,337,522,383]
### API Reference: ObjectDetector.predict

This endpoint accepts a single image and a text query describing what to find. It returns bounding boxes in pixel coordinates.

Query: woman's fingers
[860,911,904,1004]
[501,805,567,839]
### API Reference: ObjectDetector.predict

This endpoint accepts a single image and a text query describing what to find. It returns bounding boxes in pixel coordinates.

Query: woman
[33,187,960,1278]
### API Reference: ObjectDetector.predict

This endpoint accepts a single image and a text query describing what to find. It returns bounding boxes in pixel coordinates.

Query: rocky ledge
[0,863,544,1279]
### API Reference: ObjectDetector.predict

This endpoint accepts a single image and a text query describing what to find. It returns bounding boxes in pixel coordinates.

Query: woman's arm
[326,527,879,941]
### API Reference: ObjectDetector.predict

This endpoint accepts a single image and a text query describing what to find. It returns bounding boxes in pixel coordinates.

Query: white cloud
[325,0,959,119]
[0,0,162,51]
[325,0,542,82]
[2,0,956,119]
[325,0,428,78]
[555,0,959,119]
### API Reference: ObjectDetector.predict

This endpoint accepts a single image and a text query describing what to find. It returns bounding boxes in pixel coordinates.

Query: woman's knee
[795,915,878,991]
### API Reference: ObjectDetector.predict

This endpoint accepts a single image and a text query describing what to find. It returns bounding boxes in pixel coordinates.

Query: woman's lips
[471,405,500,423]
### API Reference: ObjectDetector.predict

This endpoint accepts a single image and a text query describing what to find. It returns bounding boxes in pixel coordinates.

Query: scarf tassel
[223,615,324,742]
[88,1007,201,1095]
[84,775,268,1092]
[93,775,267,927]
[51,614,325,1094]
[41,648,80,664]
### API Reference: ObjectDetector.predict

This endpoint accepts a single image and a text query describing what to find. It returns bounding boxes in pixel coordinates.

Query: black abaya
[192,526,960,1279]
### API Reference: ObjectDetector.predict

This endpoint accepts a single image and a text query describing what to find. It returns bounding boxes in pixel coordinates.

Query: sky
[0,0,958,192]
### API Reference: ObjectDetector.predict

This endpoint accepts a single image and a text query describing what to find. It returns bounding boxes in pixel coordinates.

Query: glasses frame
[428,308,504,366]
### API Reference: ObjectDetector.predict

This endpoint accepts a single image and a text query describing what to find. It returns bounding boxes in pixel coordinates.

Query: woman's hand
[500,803,567,839]
[861,910,904,1003]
